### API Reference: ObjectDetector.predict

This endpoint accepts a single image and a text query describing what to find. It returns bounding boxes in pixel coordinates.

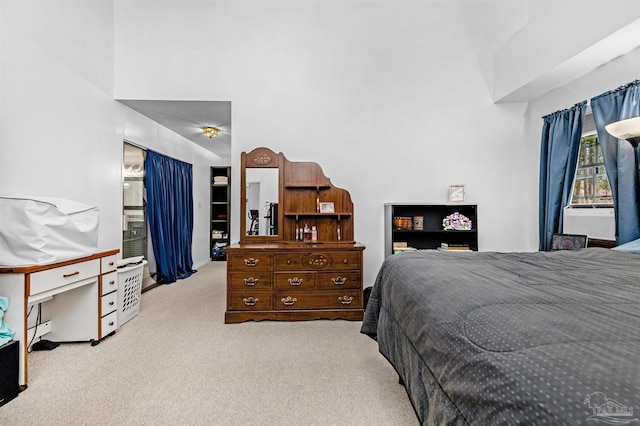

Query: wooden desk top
[0,249,120,274]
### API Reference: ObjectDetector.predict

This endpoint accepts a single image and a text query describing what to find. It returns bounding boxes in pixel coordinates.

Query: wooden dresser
[225,147,365,323]
[225,243,364,323]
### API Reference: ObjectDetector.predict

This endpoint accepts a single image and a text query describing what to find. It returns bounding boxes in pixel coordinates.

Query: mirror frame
[240,147,284,243]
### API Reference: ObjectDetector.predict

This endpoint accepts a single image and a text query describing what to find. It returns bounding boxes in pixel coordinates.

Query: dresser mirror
[245,168,278,236]
[240,147,283,242]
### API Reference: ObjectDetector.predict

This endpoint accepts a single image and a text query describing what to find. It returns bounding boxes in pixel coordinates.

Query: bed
[361,248,640,425]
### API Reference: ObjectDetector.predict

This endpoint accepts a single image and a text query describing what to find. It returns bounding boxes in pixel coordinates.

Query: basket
[117,259,147,327]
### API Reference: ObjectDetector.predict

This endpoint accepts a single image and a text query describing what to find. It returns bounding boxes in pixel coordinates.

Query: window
[570,114,612,205]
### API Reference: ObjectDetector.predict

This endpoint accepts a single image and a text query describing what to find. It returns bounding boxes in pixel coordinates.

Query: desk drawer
[100,271,118,296]
[100,311,117,337]
[100,291,118,316]
[29,259,100,296]
[101,255,117,274]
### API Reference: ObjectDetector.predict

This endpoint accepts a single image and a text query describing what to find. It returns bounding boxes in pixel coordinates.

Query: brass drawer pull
[109,321,115,326]
[63,271,80,278]
[281,296,297,306]
[243,258,259,267]
[109,261,115,266]
[338,295,353,305]
[331,277,346,286]
[343,259,348,264]
[243,297,259,306]
[243,277,259,286]
[109,301,115,306]
[288,277,303,286]
[109,280,116,285]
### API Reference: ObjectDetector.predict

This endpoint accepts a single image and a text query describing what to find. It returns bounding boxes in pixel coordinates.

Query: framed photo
[319,202,335,213]
[550,233,588,251]
[448,185,465,202]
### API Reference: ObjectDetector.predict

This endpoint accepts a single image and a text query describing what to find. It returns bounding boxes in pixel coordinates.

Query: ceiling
[118,100,231,160]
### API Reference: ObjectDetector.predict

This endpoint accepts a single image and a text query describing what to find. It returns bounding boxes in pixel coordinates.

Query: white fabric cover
[0,197,99,266]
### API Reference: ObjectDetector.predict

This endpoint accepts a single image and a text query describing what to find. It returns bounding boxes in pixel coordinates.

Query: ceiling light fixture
[202,126,220,138]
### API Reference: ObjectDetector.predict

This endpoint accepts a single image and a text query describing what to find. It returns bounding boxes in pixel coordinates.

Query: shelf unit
[280,161,356,244]
[210,167,230,260]
[384,203,478,257]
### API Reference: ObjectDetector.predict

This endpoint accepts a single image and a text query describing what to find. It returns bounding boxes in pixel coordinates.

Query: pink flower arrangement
[442,212,472,230]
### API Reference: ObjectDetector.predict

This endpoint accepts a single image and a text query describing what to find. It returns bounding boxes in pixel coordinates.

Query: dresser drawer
[101,255,118,274]
[274,252,334,270]
[228,291,273,310]
[100,311,118,337]
[228,272,272,290]
[100,291,118,316]
[100,270,118,296]
[317,271,361,290]
[328,252,361,270]
[275,290,362,310]
[275,251,361,271]
[274,272,316,290]
[29,259,100,296]
[228,252,273,271]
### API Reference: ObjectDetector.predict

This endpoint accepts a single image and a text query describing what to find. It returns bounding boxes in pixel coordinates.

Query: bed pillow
[612,238,640,255]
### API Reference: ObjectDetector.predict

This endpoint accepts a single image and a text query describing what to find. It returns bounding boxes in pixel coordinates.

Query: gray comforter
[361,248,640,425]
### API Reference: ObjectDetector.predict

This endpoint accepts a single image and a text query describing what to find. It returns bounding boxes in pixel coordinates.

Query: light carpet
[0,261,418,425]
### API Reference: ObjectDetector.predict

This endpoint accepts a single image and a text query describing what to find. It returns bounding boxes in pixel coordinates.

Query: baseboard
[193,259,217,269]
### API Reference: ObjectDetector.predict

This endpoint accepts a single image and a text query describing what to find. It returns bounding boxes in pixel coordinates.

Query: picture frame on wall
[319,202,335,213]
[449,185,465,202]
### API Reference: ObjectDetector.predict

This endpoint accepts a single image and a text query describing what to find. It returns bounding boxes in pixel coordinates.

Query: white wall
[0,1,221,269]
[113,1,534,285]
[2,0,638,287]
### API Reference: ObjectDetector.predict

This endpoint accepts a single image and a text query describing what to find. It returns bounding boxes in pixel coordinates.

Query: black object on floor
[31,340,60,351]
[0,340,19,406]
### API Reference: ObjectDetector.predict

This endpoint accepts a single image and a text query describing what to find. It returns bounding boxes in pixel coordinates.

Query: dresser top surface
[226,242,365,251]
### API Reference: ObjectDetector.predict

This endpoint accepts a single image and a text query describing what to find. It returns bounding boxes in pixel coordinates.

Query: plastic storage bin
[117,258,147,327]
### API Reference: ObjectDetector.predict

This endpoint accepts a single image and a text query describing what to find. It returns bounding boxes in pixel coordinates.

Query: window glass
[570,115,612,205]
[123,143,147,259]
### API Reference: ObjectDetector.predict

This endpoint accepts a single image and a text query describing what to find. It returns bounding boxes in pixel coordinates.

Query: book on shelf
[393,242,417,253]
[438,243,471,251]
[394,247,418,253]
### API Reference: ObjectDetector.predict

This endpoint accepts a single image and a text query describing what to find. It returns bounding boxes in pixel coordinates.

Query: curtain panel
[145,150,196,284]
[539,102,586,251]
[591,80,640,245]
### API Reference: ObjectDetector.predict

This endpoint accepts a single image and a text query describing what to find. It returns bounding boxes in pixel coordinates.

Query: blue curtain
[590,80,640,245]
[539,102,586,251]
[145,150,196,284]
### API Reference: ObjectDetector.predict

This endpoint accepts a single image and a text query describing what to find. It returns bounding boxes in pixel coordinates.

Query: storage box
[117,259,147,327]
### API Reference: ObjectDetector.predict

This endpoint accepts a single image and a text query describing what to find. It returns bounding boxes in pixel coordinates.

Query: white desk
[0,249,119,388]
